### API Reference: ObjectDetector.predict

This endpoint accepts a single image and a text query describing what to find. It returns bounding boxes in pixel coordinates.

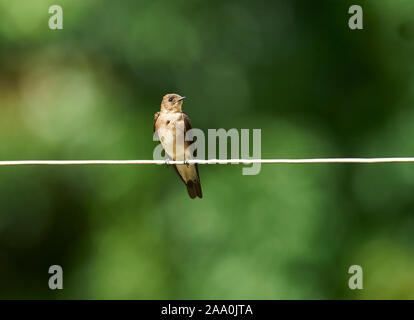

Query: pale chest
[156,112,188,159]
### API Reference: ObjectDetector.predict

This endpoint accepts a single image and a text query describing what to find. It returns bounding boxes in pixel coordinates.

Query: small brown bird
[154,94,202,199]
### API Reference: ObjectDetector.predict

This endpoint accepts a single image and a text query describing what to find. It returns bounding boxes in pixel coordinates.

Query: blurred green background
[1,0,414,299]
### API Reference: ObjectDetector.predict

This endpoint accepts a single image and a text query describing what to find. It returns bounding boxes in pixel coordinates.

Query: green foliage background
[1,0,414,299]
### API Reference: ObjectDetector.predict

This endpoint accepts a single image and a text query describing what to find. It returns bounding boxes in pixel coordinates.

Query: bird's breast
[156,112,188,160]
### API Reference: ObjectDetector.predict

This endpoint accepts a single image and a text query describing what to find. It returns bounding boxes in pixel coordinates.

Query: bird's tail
[186,180,202,199]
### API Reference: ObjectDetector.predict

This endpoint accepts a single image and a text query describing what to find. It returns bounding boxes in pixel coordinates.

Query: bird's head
[161,93,186,112]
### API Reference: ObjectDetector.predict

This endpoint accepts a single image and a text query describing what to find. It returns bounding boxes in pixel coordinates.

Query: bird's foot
[185,159,190,167]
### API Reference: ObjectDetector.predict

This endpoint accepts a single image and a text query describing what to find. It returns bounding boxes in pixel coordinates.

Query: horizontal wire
[1,158,414,166]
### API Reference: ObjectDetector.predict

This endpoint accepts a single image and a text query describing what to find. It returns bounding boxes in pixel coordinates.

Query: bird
[154,93,202,199]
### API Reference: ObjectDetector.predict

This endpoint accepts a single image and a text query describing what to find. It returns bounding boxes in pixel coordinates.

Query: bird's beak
[177,96,186,102]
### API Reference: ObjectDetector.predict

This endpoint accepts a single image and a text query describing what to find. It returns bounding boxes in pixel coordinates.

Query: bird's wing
[153,112,160,133]
[182,112,193,143]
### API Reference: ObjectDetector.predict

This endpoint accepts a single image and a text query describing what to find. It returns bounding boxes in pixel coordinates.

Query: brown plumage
[154,94,202,199]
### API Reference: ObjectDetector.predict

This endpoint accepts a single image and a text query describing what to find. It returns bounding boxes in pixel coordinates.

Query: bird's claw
[185,159,190,167]
[165,158,170,166]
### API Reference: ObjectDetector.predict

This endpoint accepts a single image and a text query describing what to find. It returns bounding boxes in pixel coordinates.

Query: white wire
[1,158,414,166]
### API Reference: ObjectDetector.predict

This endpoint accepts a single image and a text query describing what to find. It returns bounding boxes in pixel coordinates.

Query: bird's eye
[168,97,173,102]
